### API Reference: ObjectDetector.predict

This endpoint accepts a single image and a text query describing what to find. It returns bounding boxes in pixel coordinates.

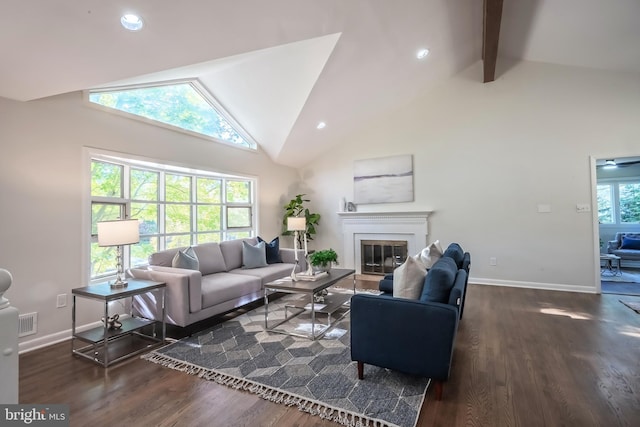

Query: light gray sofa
[607,232,640,264]
[129,237,306,327]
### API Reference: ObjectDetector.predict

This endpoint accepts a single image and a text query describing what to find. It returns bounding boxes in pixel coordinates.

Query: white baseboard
[470,276,598,294]
[18,317,127,354]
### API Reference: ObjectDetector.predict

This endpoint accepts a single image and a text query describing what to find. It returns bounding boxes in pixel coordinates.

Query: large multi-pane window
[90,156,256,281]
[87,81,257,150]
[597,180,640,224]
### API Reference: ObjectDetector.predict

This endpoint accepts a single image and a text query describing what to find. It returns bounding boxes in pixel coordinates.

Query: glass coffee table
[263,268,355,340]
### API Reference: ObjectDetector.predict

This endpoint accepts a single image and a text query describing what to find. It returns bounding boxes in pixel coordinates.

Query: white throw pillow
[393,255,427,299]
[417,239,444,269]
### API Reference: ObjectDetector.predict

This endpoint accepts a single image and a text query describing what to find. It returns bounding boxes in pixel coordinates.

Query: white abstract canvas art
[353,154,414,204]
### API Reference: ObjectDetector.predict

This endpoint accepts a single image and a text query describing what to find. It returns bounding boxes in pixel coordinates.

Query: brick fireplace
[337,211,431,275]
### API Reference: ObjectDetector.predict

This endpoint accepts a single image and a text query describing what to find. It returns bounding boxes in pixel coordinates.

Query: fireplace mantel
[338,211,432,274]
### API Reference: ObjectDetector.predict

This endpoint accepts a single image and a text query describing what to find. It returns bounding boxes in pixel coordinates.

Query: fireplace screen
[361,240,408,275]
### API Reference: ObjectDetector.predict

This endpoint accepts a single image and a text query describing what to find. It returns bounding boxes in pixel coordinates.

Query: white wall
[300,60,640,292]
[0,92,300,351]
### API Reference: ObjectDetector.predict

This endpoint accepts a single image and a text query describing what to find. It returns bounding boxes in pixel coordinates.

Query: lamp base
[110,279,128,289]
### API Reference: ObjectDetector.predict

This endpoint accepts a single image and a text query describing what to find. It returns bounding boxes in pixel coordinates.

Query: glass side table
[71,279,166,367]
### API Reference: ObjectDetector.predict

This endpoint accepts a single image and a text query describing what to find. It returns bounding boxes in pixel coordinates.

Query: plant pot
[314,264,332,274]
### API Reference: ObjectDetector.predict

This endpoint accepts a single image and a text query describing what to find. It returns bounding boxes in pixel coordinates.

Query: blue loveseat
[607,232,640,264]
[350,243,470,400]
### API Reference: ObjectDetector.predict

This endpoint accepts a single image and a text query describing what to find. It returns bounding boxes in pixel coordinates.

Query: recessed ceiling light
[416,48,430,60]
[316,122,326,130]
[121,14,144,31]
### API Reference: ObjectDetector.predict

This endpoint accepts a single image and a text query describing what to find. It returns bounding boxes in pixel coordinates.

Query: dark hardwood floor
[20,283,640,426]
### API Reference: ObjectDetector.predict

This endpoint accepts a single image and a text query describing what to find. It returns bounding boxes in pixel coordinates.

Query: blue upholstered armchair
[350,243,470,400]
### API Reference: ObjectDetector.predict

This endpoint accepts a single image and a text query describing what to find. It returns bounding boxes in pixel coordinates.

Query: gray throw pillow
[172,246,200,271]
[242,241,268,269]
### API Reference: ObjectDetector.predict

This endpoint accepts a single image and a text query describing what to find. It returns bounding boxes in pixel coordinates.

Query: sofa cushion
[200,273,262,309]
[220,237,258,270]
[621,237,640,250]
[192,242,227,274]
[242,240,268,269]
[417,240,443,268]
[420,257,457,303]
[392,255,427,300]
[172,246,199,270]
[257,236,283,264]
[149,247,182,267]
[229,263,296,284]
[443,243,464,268]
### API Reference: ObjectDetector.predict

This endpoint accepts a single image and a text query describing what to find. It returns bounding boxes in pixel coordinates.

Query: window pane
[227,181,250,203]
[196,233,221,244]
[226,231,251,240]
[165,234,191,249]
[597,184,614,224]
[91,161,122,197]
[619,183,640,223]
[89,83,256,149]
[166,174,191,203]
[166,204,191,233]
[131,202,159,234]
[131,169,158,201]
[91,203,123,235]
[227,207,251,228]
[197,177,222,203]
[131,237,158,267]
[197,205,221,231]
[91,243,116,277]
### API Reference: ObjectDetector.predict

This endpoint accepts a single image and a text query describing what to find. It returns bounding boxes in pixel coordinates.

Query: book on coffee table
[295,271,329,281]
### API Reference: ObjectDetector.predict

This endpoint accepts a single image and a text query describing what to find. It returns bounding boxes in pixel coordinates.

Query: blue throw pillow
[621,237,640,250]
[443,243,464,268]
[242,241,268,269]
[257,236,282,264]
[420,257,457,303]
[172,246,200,270]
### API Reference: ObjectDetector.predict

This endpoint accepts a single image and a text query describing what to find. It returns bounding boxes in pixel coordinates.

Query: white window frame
[84,148,258,283]
[597,177,640,225]
[84,79,258,151]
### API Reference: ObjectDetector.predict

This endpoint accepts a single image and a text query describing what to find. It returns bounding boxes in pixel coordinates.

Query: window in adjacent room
[87,80,257,150]
[89,155,256,282]
[597,181,640,224]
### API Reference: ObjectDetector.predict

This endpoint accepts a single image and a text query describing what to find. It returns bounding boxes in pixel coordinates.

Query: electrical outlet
[490,257,497,266]
[56,293,67,308]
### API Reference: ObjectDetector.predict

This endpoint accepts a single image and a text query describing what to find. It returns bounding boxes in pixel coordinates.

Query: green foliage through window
[597,180,640,224]
[88,82,256,149]
[90,158,255,281]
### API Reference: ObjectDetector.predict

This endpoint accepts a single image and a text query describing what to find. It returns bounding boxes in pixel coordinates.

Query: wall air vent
[18,312,37,337]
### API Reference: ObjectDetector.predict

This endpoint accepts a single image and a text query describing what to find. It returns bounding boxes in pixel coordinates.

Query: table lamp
[287,217,306,281]
[97,219,140,288]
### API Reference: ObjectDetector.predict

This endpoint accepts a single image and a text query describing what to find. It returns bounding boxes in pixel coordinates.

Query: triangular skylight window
[88,81,257,150]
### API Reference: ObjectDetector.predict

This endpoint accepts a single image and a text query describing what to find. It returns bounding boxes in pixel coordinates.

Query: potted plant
[281,194,321,246]
[309,248,339,273]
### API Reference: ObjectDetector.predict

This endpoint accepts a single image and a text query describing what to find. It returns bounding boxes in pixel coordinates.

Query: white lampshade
[97,219,140,247]
[287,217,306,231]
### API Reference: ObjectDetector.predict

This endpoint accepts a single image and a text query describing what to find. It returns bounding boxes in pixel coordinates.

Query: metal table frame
[263,268,355,340]
[72,279,166,367]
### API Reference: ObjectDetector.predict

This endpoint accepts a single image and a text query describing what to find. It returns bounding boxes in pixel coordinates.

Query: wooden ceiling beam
[483,0,504,83]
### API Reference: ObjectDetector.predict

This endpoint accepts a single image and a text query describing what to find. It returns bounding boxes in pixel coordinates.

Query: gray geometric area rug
[601,268,640,283]
[142,293,429,427]
[620,299,640,314]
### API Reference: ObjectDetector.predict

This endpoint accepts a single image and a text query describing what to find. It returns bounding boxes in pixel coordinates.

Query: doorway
[594,156,640,296]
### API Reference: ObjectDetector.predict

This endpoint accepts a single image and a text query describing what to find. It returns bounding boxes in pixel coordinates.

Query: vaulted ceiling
[2,1,639,167]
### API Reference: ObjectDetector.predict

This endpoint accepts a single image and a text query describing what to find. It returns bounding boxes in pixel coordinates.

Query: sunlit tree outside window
[88,82,257,149]
[90,157,255,281]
